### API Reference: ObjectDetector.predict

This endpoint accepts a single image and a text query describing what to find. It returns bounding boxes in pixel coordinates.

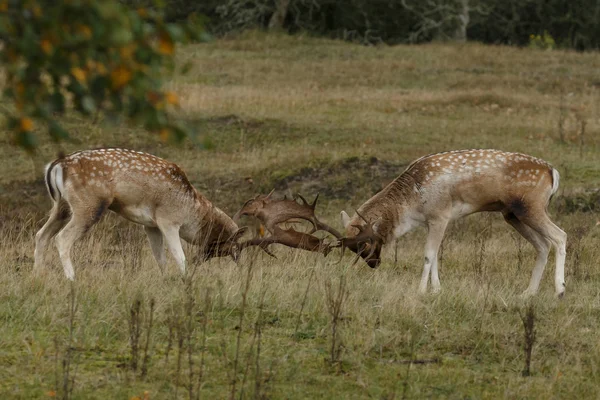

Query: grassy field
[2,31,600,399]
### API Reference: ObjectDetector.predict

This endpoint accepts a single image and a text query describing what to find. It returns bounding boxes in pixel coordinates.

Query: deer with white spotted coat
[34,148,251,280]
[338,149,567,297]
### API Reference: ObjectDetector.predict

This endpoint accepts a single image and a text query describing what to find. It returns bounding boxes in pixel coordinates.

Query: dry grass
[1,31,600,398]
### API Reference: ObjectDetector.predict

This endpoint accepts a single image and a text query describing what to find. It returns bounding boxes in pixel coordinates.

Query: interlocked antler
[233,191,343,256]
[331,210,385,267]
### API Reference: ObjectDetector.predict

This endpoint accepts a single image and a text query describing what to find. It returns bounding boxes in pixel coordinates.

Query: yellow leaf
[110,65,132,90]
[40,39,53,54]
[129,397,142,400]
[77,25,92,39]
[16,82,24,96]
[146,91,161,105]
[46,390,57,397]
[96,63,107,76]
[71,67,87,83]
[119,44,136,60]
[159,128,170,142]
[7,48,17,62]
[31,5,42,17]
[165,91,178,105]
[20,118,33,132]
[137,8,147,18]
[86,59,97,71]
[158,34,174,55]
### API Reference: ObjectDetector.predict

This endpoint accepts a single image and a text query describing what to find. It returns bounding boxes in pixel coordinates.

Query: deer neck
[181,193,238,244]
[357,173,421,242]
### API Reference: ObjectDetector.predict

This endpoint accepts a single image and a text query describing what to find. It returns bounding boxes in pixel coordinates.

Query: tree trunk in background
[269,0,291,30]
[453,0,470,42]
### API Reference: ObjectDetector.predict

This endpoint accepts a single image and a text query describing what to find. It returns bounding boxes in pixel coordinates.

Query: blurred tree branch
[0,0,206,151]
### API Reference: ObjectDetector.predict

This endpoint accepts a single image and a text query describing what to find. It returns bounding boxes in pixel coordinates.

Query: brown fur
[341,149,566,297]
[34,148,242,279]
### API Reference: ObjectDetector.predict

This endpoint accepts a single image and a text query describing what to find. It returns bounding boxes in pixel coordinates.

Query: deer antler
[234,191,343,256]
[235,191,385,267]
[330,211,385,267]
[239,225,331,256]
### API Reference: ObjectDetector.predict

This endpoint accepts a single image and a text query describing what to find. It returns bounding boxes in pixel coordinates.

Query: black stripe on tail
[45,159,62,202]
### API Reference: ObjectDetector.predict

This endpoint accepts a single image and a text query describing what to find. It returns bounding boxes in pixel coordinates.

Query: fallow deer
[338,149,567,297]
[34,148,250,280]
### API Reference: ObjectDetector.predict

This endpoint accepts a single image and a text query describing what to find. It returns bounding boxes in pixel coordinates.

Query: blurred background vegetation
[1,0,599,150]
[133,0,600,50]
[0,0,204,150]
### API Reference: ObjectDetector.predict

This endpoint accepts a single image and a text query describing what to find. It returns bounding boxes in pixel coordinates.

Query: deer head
[337,210,385,268]
[203,226,250,262]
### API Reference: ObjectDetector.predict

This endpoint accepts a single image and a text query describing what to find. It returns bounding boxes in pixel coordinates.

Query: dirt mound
[271,156,405,201]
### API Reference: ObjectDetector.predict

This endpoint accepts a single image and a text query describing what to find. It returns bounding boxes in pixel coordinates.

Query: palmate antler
[331,210,385,267]
[233,190,386,268]
[233,190,343,257]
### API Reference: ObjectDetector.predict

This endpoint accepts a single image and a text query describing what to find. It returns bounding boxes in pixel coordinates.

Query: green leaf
[165,24,184,42]
[90,76,109,102]
[172,125,189,143]
[15,131,38,152]
[49,92,66,114]
[81,96,97,114]
[110,27,133,46]
[49,122,70,142]
[3,0,204,150]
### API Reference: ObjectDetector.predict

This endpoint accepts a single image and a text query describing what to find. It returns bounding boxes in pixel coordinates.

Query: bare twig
[195,289,212,400]
[558,89,566,143]
[519,302,536,377]
[128,298,142,372]
[141,298,155,379]
[382,358,440,365]
[60,282,78,400]
[324,275,349,366]
[293,268,315,338]
[230,261,254,399]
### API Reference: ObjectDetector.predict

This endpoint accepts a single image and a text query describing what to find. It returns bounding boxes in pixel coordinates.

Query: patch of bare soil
[271,156,405,201]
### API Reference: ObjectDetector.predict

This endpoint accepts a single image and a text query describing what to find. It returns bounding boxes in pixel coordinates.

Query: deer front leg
[158,223,186,274]
[419,219,449,294]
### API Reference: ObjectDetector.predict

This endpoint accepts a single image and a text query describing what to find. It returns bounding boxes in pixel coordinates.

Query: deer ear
[340,211,351,229]
[372,218,383,234]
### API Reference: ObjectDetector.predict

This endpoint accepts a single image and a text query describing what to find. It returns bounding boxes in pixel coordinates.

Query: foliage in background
[0,0,205,151]
[528,31,556,50]
[131,0,600,50]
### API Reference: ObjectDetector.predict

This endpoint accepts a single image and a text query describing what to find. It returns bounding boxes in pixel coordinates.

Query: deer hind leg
[34,200,70,272]
[419,218,449,294]
[55,199,109,280]
[503,212,551,297]
[156,221,186,274]
[144,226,166,272]
[519,212,567,297]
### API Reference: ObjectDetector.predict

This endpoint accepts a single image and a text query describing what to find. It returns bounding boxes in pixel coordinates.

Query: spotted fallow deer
[339,149,567,297]
[34,148,250,280]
